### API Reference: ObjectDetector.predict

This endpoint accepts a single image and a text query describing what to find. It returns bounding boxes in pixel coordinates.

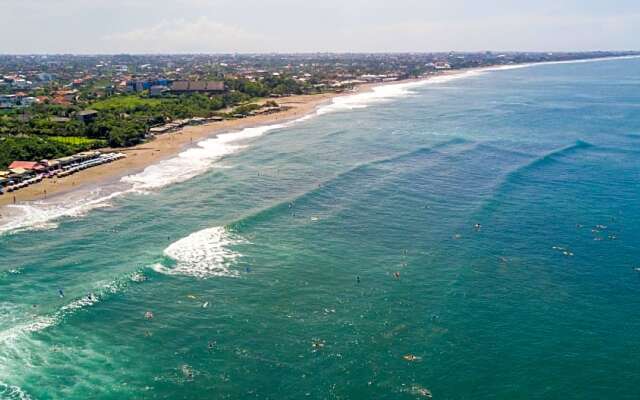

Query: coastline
[0,72,456,209]
[1,55,629,209]
[0,91,343,208]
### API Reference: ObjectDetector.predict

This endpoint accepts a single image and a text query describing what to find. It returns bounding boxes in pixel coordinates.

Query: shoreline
[1,55,629,209]
[0,72,449,209]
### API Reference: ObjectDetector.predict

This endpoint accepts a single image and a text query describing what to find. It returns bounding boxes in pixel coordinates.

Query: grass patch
[48,136,107,147]
[91,95,162,111]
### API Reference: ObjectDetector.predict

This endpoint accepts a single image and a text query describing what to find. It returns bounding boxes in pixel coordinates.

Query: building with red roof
[8,161,45,171]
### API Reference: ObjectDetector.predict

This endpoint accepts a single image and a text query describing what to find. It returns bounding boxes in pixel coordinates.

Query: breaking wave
[0,382,31,400]
[151,226,246,279]
[316,70,484,115]
[0,270,147,345]
[122,123,286,191]
[472,140,595,216]
[0,187,126,235]
[481,55,640,72]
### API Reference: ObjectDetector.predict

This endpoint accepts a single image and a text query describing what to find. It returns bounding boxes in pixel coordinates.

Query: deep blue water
[1,58,640,399]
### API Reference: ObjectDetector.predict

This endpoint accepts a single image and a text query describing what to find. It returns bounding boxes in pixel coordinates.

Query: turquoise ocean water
[1,58,640,399]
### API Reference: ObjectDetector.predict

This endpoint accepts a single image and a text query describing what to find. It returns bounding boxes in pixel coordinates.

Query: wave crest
[0,382,32,400]
[152,226,245,279]
[316,70,483,115]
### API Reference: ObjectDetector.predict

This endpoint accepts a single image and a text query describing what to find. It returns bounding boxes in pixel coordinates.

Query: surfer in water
[58,288,64,298]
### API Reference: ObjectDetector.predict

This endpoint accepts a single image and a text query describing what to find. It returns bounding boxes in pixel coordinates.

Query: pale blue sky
[2,0,639,53]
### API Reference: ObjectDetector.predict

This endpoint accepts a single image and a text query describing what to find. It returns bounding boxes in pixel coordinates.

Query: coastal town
[1,51,637,198]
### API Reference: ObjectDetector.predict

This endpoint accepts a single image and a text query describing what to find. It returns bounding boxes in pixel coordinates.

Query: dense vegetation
[0,75,318,169]
[0,135,89,168]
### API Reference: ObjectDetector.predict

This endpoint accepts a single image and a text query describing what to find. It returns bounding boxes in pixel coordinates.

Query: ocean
[1,57,640,399]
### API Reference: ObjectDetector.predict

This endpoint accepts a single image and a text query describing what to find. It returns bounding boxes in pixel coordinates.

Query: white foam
[0,273,139,345]
[0,188,125,235]
[316,70,483,115]
[0,124,288,234]
[0,382,32,400]
[482,54,640,72]
[152,226,245,279]
[122,123,286,191]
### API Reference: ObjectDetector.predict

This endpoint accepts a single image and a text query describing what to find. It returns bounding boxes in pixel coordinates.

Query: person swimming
[356,276,360,284]
[58,288,64,298]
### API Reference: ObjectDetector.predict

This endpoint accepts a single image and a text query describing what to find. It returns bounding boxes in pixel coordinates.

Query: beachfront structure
[0,170,9,189]
[8,161,46,173]
[169,80,225,94]
[148,116,223,136]
[1,151,124,193]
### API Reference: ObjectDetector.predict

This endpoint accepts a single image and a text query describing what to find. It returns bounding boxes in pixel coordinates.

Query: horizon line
[1,50,640,57]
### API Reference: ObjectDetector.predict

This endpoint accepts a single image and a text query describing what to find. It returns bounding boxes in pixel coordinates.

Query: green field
[91,95,162,111]
[48,136,107,147]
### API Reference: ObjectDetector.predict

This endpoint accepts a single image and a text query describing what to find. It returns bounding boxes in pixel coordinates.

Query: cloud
[362,13,640,52]
[102,17,267,53]
[3,1,640,53]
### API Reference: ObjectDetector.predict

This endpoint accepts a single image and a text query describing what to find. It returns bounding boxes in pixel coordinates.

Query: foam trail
[122,123,286,191]
[151,226,245,279]
[0,270,146,345]
[0,187,126,235]
[0,382,32,400]
[317,70,483,115]
[481,54,640,72]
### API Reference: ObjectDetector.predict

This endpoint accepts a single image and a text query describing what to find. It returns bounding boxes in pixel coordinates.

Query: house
[149,85,168,97]
[53,90,78,104]
[9,161,46,172]
[40,159,61,172]
[76,110,99,123]
[0,170,10,188]
[169,81,225,94]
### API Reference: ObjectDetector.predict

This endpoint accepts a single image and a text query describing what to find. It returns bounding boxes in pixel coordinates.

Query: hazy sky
[2,0,639,54]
